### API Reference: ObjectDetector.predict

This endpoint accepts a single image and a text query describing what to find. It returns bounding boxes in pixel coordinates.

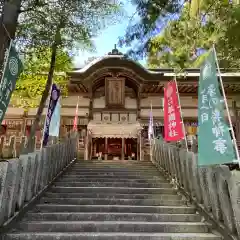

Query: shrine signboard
[105,77,125,107]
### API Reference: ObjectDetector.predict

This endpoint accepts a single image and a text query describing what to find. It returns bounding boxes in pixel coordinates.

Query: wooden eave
[141,81,240,95]
[67,56,240,95]
[67,57,164,82]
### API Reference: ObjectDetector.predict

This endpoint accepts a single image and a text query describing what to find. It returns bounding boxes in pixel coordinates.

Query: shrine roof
[71,64,240,78]
[69,45,240,83]
[67,46,240,95]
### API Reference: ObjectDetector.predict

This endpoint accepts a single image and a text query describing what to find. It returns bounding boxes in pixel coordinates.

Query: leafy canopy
[12,0,124,108]
[147,1,240,69]
[119,0,182,59]
[17,0,124,52]
[11,48,73,109]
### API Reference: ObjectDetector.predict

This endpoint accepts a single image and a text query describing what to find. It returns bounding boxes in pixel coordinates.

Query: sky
[73,0,146,68]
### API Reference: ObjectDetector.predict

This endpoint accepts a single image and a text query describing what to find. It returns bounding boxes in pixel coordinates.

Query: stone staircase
[2,160,222,239]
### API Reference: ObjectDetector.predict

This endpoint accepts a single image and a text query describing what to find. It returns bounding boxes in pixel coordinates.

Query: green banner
[0,43,23,124]
[198,49,236,166]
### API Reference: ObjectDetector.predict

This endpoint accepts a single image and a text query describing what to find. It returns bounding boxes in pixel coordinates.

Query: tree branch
[19,0,48,13]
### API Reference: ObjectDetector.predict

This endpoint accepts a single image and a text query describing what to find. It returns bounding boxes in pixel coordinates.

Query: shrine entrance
[125,138,137,159]
[86,121,142,161]
[91,137,138,160]
[107,138,122,160]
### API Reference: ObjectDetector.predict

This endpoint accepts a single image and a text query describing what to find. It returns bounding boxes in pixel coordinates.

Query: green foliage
[147,1,240,70]
[17,0,124,51]
[12,0,124,108]
[11,48,73,109]
[119,0,182,59]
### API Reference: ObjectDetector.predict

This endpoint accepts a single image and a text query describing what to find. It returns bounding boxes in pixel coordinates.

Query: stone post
[105,137,108,160]
[121,137,125,160]
[139,132,142,161]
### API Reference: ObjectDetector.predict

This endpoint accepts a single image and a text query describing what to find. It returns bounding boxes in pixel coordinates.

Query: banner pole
[40,97,49,150]
[40,84,53,149]
[0,24,12,84]
[149,101,153,162]
[174,75,188,152]
[213,45,240,164]
[151,101,155,139]
[73,96,79,131]
[0,39,12,85]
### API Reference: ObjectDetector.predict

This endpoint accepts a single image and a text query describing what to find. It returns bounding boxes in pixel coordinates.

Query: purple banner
[42,84,60,147]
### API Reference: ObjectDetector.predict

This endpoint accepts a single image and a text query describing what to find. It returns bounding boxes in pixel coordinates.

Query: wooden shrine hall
[2,46,240,160]
[66,46,240,160]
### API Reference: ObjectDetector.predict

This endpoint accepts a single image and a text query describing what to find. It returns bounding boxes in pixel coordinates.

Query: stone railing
[0,132,78,227]
[0,135,71,159]
[152,140,240,240]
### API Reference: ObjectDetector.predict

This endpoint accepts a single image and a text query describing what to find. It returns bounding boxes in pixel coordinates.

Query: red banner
[73,98,79,131]
[164,81,185,141]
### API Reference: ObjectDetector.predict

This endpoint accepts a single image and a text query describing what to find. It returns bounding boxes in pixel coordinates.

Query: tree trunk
[26,29,61,152]
[0,0,21,75]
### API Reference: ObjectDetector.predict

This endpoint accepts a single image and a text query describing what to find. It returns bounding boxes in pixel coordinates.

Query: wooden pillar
[137,85,142,120]
[21,110,28,135]
[90,138,93,160]
[139,131,142,161]
[84,130,89,160]
[105,137,108,160]
[89,87,93,120]
[121,137,125,160]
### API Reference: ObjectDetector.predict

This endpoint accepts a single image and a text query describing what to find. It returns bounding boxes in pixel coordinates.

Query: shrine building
[2,46,240,160]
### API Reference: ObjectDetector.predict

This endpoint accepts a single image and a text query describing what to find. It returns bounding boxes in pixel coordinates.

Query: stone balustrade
[152,140,240,240]
[0,135,70,159]
[0,132,78,227]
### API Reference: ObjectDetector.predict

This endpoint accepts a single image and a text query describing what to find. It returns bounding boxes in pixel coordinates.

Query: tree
[0,0,47,74]
[189,0,240,18]
[119,0,183,59]
[15,0,123,150]
[146,3,210,69]
[11,48,73,109]
[146,1,240,70]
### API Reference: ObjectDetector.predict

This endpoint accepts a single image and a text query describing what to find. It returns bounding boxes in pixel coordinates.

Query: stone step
[2,160,221,240]
[70,168,159,172]
[61,174,166,180]
[69,168,159,172]
[31,204,196,214]
[23,212,201,222]
[74,161,154,165]
[43,192,182,200]
[48,187,177,194]
[13,221,210,233]
[39,198,186,206]
[71,163,157,167]
[66,171,161,176]
[68,165,158,170]
[57,177,168,183]
[53,181,172,188]
[3,232,222,240]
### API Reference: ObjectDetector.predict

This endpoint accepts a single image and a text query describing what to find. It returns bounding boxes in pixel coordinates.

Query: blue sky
[74,1,146,68]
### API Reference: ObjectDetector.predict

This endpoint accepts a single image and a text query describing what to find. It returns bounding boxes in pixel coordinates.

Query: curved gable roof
[68,55,164,82]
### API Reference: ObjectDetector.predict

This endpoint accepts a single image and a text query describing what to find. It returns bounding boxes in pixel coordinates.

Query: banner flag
[49,99,61,137]
[42,84,60,147]
[198,49,235,166]
[73,96,79,131]
[148,102,154,141]
[164,81,184,141]
[0,41,23,124]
